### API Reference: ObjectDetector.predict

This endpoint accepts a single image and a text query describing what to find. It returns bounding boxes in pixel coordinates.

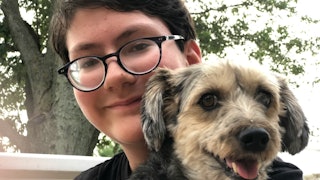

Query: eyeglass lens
[67,39,161,91]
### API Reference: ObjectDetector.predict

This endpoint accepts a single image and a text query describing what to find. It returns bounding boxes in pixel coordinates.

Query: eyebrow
[112,23,159,46]
[69,23,161,59]
[71,43,100,54]
[114,28,139,44]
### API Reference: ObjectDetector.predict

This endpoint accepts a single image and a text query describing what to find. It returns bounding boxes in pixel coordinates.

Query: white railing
[0,153,107,180]
[0,151,319,179]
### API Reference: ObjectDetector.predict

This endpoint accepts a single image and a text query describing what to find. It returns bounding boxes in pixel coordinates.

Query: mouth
[225,158,260,180]
[209,152,261,180]
[107,96,142,109]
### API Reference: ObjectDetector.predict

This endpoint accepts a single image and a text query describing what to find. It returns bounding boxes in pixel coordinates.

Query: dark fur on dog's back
[129,60,309,180]
[129,137,187,180]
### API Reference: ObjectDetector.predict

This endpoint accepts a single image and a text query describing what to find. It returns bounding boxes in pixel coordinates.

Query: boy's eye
[130,43,151,52]
[121,39,154,56]
[80,58,99,68]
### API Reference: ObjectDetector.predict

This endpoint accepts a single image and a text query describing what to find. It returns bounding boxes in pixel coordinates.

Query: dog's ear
[141,68,176,152]
[142,65,203,151]
[277,76,309,155]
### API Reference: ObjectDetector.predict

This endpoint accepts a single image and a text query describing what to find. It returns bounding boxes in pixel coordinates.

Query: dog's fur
[129,60,309,180]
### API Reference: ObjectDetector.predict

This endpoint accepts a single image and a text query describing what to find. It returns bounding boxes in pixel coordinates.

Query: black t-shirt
[75,153,131,180]
[75,153,303,180]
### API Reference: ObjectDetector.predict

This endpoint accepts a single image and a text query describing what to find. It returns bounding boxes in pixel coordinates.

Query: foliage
[19,0,52,51]
[0,8,26,148]
[96,135,122,157]
[0,0,51,150]
[1,0,99,155]
[187,0,319,75]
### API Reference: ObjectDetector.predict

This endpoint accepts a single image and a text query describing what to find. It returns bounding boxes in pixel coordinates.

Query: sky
[282,0,320,139]
[223,0,320,175]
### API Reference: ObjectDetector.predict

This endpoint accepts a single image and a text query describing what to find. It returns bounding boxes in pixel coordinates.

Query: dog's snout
[238,128,270,152]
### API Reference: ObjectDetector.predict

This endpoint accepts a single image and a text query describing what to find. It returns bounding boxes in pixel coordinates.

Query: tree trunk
[1,0,99,155]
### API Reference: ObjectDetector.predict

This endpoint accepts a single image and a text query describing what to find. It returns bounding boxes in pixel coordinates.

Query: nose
[238,128,270,152]
[103,60,136,91]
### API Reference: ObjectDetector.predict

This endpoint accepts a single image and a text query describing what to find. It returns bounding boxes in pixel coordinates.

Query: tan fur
[170,61,281,179]
[133,60,309,180]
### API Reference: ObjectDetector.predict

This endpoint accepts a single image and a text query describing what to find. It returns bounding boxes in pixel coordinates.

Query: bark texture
[0,0,99,155]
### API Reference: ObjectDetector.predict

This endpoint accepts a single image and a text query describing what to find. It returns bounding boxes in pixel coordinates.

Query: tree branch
[191,1,253,15]
[1,0,41,63]
[1,0,54,116]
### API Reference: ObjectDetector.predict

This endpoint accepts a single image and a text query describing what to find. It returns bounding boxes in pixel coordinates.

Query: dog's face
[141,60,309,180]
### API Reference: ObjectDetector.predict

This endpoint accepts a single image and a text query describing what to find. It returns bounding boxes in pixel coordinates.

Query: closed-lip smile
[107,96,142,109]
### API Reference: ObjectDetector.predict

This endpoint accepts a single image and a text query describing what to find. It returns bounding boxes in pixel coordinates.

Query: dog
[129,60,309,180]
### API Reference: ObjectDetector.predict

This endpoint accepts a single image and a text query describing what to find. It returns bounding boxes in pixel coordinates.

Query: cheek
[73,89,98,119]
[159,45,187,69]
[74,89,90,104]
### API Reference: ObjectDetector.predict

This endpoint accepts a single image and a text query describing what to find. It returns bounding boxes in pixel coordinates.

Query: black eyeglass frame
[57,35,185,92]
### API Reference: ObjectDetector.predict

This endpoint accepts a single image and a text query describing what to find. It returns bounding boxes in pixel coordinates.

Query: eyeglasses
[58,35,184,92]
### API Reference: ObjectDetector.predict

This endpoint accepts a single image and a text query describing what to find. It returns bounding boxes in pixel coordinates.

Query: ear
[277,76,309,155]
[184,40,202,65]
[141,65,202,151]
[141,68,176,152]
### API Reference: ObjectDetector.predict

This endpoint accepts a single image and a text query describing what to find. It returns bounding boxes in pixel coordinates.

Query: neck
[122,142,149,171]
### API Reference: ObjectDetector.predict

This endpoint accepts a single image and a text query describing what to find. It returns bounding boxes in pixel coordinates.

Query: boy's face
[65,7,199,146]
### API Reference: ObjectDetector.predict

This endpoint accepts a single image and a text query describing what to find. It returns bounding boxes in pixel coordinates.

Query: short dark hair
[50,0,197,63]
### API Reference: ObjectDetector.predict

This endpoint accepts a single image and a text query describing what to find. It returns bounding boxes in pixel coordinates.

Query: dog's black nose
[238,128,270,152]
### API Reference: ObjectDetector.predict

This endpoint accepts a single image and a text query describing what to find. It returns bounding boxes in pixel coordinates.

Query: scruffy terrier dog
[130,60,309,180]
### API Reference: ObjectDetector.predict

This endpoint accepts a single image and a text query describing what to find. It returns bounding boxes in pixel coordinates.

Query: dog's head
[141,60,309,178]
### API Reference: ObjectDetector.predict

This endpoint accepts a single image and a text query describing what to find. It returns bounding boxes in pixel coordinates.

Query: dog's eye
[256,90,272,108]
[198,93,219,110]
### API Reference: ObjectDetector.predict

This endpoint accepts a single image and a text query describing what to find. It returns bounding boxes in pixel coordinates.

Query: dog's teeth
[232,162,238,173]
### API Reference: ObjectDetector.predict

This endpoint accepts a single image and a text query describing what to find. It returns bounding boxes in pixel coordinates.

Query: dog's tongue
[226,159,259,180]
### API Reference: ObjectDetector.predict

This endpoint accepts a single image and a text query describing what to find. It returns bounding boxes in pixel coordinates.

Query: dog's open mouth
[207,151,261,180]
[225,158,260,180]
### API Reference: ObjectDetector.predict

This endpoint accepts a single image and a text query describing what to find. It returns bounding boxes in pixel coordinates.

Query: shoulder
[268,157,303,180]
[74,152,131,180]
